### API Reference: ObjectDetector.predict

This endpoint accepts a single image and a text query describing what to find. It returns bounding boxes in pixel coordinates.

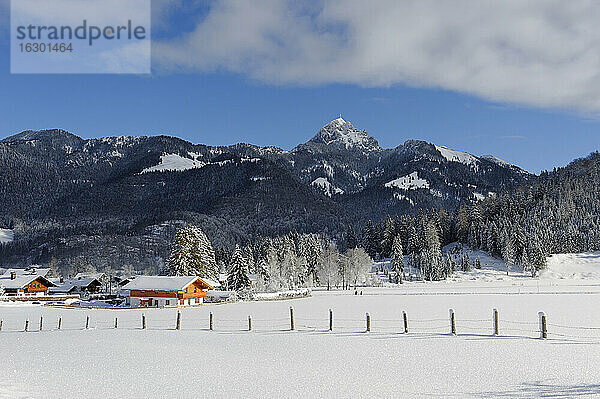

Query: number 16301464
[19,43,73,53]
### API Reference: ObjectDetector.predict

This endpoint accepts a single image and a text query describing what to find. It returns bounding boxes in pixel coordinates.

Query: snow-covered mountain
[0,118,531,216]
[0,119,531,266]
[283,119,529,218]
[297,117,381,153]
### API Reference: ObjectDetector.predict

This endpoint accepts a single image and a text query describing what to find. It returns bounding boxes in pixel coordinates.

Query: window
[194,287,197,293]
[166,300,170,306]
[195,298,200,304]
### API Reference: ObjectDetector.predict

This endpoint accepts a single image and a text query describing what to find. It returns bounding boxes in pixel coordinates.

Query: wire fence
[2,309,600,341]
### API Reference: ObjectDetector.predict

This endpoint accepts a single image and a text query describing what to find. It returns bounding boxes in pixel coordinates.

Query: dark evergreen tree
[391,235,404,283]
[226,245,251,292]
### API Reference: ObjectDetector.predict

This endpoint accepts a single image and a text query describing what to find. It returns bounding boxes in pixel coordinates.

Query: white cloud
[95,41,151,74]
[153,0,600,112]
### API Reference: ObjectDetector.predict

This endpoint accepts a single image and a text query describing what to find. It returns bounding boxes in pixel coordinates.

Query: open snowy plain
[2,255,600,398]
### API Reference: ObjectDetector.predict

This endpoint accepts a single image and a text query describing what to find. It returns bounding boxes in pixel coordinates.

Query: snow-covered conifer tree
[362,220,378,259]
[345,225,359,250]
[456,205,470,243]
[227,244,251,292]
[391,235,404,283]
[460,253,471,272]
[304,235,323,285]
[167,225,217,279]
[243,244,255,274]
[527,235,546,277]
[381,216,395,258]
[501,233,514,276]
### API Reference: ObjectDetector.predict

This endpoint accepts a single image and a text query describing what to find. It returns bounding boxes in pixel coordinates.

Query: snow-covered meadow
[2,271,600,398]
[0,229,13,244]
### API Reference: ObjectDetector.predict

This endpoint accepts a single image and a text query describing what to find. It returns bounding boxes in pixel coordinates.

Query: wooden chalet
[122,276,215,308]
[0,270,55,296]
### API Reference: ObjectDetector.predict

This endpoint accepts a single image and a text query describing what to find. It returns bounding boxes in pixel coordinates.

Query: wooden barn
[122,276,215,308]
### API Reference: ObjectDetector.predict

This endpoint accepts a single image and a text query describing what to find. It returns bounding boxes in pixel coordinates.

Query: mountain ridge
[0,119,524,171]
[0,118,532,269]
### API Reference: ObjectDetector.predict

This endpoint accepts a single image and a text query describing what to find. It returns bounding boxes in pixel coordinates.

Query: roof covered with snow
[0,274,54,289]
[49,277,102,293]
[74,272,106,280]
[121,276,214,291]
[2,267,50,278]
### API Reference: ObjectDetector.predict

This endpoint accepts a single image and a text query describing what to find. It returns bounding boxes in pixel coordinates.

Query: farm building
[112,275,135,290]
[49,276,103,296]
[122,276,215,308]
[74,272,107,284]
[0,270,55,296]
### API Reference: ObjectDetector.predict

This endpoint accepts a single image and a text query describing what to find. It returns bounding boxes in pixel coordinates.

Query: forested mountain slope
[454,152,600,274]
[352,152,600,279]
[0,119,530,271]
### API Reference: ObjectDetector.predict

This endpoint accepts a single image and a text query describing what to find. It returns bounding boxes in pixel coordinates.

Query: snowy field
[2,276,600,398]
[441,244,600,282]
[543,252,600,280]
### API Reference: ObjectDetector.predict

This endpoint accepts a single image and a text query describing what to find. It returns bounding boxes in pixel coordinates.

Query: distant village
[0,266,251,308]
[0,260,401,308]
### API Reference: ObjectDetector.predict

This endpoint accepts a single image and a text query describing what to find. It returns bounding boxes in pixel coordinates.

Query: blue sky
[1,0,600,173]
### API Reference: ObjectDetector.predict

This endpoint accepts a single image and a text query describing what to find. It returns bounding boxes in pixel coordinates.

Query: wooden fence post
[449,309,456,335]
[493,309,499,336]
[142,314,146,330]
[39,316,43,332]
[329,309,333,332]
[248,315,252,331]
[176,311,181,330]
[0,320,2,332]
[403,311,408,334]
[538,312,547,339]
[25,320,29,332]
[366,313,371,332]
[209,312,213,331]
[58,317,62,330]
[115,317,118,329]
[290,307,295,331]
[85,315,89,330]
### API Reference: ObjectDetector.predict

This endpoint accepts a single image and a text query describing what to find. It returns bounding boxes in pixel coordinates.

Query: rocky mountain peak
[300,118,381,152]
